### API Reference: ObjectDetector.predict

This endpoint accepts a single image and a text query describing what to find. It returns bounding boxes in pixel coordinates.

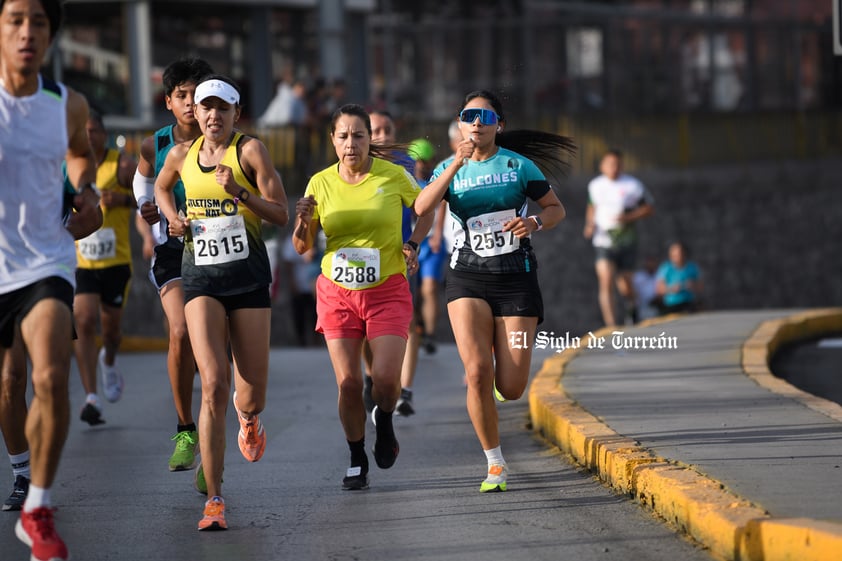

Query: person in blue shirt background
[656,240,702,314]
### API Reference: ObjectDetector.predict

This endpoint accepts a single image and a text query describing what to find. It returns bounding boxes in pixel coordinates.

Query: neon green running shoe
[194,464,223,496]
[168,430,199,472]
[494,384,507,403]
[194,464,207,495]
[480,463,508,493]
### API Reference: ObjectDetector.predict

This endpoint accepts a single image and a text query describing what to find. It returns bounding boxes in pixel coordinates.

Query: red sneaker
[15,507,69,561]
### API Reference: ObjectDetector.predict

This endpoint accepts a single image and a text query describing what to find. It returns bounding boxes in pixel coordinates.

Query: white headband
[195,79,240,105]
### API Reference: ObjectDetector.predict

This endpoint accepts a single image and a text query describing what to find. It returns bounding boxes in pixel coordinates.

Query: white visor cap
[195,79,240,106]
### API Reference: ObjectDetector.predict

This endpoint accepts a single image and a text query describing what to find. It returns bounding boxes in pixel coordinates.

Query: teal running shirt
[154,125,187,213]
[431,147,551,274]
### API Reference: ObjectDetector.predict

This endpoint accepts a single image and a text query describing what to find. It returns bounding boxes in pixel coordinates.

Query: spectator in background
[656,241,702,314]
[324,78,348,115]
[583,149,654,327]
[281,233,320,347]
[631,254,662,322]
[258,79,308,128]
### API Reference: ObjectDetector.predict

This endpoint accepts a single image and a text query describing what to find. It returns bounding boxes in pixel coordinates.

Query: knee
[1,364,27,397]
[30,367,69,400]
[168,320,190,347]
[338,375,363,398]
[74,311,97,336]
[201,378,230,411]
[463,361,494,390]
[371,372,399,397]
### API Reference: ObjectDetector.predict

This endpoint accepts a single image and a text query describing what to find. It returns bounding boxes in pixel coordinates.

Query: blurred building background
[50,0,842,342]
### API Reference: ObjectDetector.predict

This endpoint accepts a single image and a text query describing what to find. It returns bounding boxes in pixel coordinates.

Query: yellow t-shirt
[306,158,421,290]
[75,149,133,269]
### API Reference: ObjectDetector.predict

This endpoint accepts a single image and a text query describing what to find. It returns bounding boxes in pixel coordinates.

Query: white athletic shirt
[0,75,77,294]
[587,173,652,249]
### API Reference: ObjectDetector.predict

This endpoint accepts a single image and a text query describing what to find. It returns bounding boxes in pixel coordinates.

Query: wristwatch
[236,188,250,203]
[529,215,543,231]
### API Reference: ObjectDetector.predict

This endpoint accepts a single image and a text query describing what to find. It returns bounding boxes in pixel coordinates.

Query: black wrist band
[405,240,419,251]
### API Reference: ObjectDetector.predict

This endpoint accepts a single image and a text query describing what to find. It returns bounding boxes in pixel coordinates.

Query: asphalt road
[1,343,712,561]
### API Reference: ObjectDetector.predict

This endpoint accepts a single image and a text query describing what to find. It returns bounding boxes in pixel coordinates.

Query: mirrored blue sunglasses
[459,108,499,126]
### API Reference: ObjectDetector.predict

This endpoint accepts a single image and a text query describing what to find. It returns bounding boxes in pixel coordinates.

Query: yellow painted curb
[528,311,842,561]
[742,308,842,423]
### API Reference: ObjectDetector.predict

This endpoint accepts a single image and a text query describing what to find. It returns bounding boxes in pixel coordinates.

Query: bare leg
[160,281,195,426]
[21,299,73,490]
[0,336,29,457]
[72,293,100,397]
[184,297,230,500]
[448,298,498,450]
[595,258,618,327]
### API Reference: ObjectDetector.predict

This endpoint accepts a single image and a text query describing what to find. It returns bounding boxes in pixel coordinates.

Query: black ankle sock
[348,438,369,473]
[177,423,197,433]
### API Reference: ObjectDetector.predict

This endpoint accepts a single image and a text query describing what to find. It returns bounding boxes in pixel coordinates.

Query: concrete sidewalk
[529,308,842,561]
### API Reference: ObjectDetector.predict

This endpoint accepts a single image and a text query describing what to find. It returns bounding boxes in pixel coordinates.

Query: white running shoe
[99,348,124,403]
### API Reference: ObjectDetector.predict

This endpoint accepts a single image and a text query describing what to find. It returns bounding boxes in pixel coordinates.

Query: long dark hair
[461,90,576,179]
[330,104,406,162]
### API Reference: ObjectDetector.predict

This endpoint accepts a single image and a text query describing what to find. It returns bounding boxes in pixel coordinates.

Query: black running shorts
[445,268,544,324]
[0,277,74,348]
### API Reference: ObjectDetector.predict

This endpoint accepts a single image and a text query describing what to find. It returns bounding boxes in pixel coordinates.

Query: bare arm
[413,139,475,217]
[231,138,289,227]
[63,88,102,238]
[429,200,448,253]
[502,188,566,239]
[292,195,318,255]
[101,151,139,209]
[619,202,654,225]
[135,135,161,225]
[154,144,189,237]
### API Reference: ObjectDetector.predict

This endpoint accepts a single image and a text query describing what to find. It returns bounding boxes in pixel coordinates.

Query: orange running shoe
[233,391,266,462]
[15,507,69,561]
[197,496,227,531]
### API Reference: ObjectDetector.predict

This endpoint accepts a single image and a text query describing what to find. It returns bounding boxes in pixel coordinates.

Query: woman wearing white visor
[155,74,289,531]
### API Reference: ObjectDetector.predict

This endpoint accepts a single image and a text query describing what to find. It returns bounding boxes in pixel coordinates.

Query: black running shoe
[371,407,400,468]
[80,402,105,426]
[2,475,29,511]
[395,389,415,417]
[373,438,399,469]
[342,466,369,490]
[422,335,437,355]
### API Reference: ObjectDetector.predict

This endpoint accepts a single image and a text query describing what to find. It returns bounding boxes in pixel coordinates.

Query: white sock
[484,446,505,466]
[86,393,100,407]
[23,485,50,512]
[9,451,31,479]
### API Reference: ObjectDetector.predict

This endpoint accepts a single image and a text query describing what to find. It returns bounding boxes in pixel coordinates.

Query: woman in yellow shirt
[155,75,288,531]
[293,104,426,491]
